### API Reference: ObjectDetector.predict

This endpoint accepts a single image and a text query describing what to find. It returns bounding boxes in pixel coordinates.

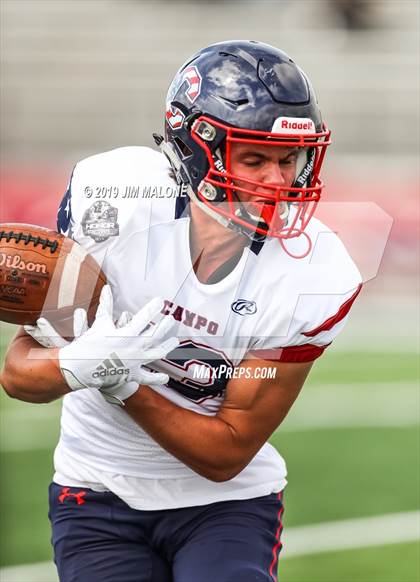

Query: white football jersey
[53,146,362,509]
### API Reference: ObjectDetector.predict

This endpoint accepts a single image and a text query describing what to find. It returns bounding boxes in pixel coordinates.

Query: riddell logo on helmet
[272,117,315,135]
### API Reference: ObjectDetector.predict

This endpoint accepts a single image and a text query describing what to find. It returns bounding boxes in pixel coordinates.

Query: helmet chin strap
[155,136,183,177]
[156,137,309,246]
[156,137,233,230]
[191,180,268,243]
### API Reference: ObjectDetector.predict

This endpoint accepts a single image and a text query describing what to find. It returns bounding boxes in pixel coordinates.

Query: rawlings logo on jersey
[231,299,257,316]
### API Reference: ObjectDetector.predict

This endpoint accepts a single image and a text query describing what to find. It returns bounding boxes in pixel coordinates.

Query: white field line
[278,381,419,432]
[0,511,418,582]
[1,382,418,452]
[282,510,420,557]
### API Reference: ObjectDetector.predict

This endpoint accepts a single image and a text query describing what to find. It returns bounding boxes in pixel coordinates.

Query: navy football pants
[49,482,284,582]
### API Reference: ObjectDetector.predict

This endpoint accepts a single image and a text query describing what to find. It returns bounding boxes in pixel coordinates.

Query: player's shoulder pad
[261,214,362,294]
[250,215,362,353]
[57,146,176,255]
[75,146,168,179]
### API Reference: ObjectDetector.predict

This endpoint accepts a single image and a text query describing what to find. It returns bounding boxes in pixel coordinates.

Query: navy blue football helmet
[156,40,331,240]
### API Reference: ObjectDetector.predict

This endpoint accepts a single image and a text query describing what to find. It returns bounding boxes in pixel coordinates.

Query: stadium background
[0,1,418,580]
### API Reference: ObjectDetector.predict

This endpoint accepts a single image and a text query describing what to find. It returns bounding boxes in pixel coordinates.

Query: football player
[1,41,362,581]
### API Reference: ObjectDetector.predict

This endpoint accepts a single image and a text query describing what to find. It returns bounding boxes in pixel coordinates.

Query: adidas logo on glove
[92,352,130,378]
[57,286,178,398]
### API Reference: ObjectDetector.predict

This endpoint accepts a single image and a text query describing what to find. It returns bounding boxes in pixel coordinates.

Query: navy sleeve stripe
[56,168,75,235]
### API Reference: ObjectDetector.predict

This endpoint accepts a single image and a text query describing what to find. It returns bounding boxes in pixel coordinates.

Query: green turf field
[1,322,419,581]
[281,543,420,582]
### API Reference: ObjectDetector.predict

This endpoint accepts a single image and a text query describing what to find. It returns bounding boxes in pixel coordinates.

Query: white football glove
[24,309,89,349]
[25,308,141,406]
[24,308,133,350]
[58,285,178,405]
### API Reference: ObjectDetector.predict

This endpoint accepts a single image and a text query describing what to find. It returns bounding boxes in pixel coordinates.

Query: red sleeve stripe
[248,342,329,363]
[302,283,362,338]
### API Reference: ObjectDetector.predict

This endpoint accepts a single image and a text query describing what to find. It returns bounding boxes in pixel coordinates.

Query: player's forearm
[0,336,70,403]
[125,387,249,482]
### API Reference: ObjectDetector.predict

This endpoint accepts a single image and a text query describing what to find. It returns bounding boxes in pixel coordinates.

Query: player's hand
[24,307,151,406]
[58,286,179,402]
[24,309,89,349]
[24,308,131,349]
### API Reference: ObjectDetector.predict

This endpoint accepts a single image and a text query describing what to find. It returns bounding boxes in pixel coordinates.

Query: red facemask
[191,116,331,239]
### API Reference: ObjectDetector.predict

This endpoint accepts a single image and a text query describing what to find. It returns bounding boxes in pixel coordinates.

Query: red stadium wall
[0,165,418,280]
[0,167,68,230]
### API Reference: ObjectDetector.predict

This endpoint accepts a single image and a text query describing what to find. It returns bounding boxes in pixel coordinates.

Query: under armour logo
[231,299,257,316]
[58,487,86,505]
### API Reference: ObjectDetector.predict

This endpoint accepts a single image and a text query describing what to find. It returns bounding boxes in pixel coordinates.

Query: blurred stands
[326,0,377,30]
[1,0,418,159]
[0,0,418,291]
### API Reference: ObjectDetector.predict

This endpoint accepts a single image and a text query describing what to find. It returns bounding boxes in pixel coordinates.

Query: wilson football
[0,223,106,336]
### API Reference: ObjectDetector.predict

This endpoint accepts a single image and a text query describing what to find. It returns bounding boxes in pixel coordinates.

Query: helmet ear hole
[173,137,193,159]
